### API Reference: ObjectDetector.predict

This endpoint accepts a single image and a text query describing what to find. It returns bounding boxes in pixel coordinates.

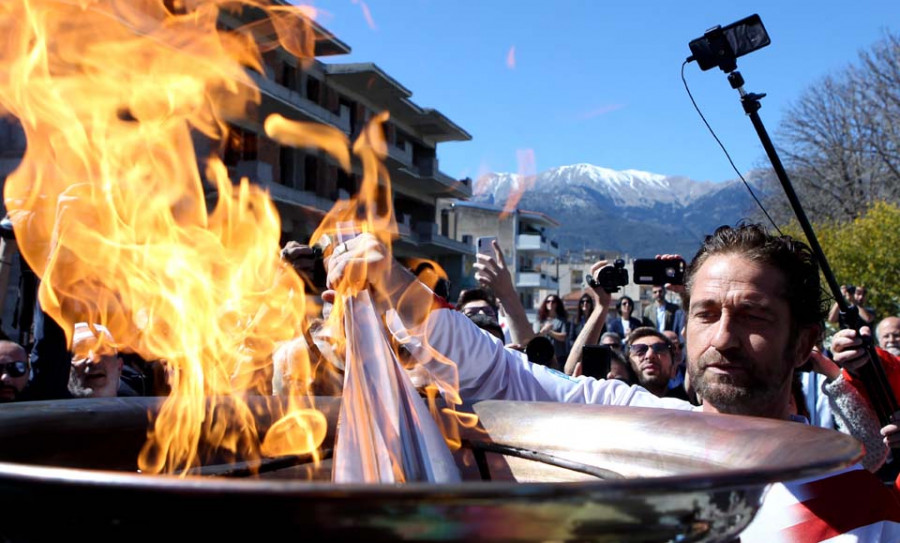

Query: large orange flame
[0,0,474,478]
[0,0,337,474]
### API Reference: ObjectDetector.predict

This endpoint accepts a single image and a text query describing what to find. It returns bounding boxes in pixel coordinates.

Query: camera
[586,259,628,293]
[688,14,770,73]
[632,258,686,285]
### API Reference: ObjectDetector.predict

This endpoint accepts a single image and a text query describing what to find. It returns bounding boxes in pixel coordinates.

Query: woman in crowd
[606,296,642,338]
[534,294,569,366]
[569,294,594,344]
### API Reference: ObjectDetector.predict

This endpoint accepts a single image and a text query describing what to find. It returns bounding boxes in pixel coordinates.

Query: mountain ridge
[471,163,764,258]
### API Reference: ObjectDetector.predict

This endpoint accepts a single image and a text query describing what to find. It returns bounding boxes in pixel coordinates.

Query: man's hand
[808,347,841,381]
[881,410,900,449]
[841,284,852,304]
[473,240,515,300]
[656,253,686,295]
[322,233,396,304]
[586,260,612,309]
[473,239,535,345]
[831,327,872,374]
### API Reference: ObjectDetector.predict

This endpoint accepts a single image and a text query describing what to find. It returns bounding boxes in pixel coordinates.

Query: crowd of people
[314,222,900,541]
[3,221,900,541]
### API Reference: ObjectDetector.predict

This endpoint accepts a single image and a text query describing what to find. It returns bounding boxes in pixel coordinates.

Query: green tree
[785,201,900,320]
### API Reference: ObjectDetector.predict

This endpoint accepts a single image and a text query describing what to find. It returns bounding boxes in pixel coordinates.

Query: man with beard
[623,327,677,398]
[877,317,900,357]
[323,225,898,541]
[67,323,128,398]
[0,340,30,402]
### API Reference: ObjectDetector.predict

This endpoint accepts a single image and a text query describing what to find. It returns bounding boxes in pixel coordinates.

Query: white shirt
[621,316,633,335]
[656,303,667,332]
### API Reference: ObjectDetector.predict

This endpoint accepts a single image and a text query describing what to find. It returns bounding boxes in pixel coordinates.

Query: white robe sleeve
[390,308,694,411]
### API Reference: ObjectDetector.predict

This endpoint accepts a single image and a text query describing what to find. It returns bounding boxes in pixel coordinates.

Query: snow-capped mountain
[472,163,765,258]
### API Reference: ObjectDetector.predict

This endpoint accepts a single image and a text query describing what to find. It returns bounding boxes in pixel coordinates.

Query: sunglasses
[629,343,669,357]
[0,361,28,378]
[463,306,497,318]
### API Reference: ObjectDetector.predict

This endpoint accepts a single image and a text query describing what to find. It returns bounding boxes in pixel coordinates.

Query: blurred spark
[577,104,626,120]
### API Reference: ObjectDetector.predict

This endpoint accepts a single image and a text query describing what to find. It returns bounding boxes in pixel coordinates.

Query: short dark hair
[686,224,827,332]
[600,331,622,346]
[456,288,498,312]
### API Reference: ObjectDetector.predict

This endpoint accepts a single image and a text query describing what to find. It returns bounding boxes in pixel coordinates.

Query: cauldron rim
[0,396,862,496]
[0,397,863,542]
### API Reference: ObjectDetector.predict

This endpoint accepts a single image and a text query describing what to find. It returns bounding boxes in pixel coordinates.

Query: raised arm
[473,239,534,345]
[563,260,611,375]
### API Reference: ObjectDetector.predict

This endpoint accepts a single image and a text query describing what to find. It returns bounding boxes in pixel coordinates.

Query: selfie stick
[724,70,898,426]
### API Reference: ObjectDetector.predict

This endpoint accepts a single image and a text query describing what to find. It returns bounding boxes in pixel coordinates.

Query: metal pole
[732,75,897,425]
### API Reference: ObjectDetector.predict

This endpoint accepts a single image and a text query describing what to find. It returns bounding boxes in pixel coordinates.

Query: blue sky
[310,1,900,183]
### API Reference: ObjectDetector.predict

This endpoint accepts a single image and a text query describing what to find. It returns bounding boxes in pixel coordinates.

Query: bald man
[877,316,900,357]
[0,341,29,402]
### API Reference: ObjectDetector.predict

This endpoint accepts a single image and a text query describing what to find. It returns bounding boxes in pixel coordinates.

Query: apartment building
[438,200,559,320]
[0,7,473,339]
[217,8,474,270]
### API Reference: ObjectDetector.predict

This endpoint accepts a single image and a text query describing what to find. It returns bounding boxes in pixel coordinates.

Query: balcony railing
[251,72,351,134]
[387,142,414,167]
[516,234,560,257]
[516,271,559,290]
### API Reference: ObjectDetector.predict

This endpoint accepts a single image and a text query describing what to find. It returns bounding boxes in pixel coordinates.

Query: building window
[281,63,298,91]
[306,76,321,104]
[279,146,295,187]
[337,168,357,197]
[303,154,319,192]
[440,209,450,237]
[324,86,340,114]
[395,130,408,151]
[223,126,257,166]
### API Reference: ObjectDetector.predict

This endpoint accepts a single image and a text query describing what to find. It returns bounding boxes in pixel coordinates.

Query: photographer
[563,260,612,376]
